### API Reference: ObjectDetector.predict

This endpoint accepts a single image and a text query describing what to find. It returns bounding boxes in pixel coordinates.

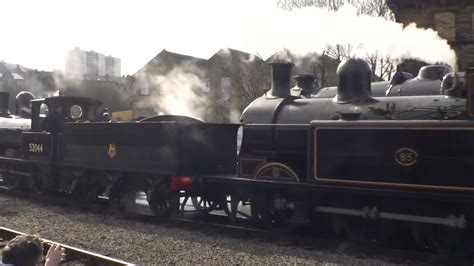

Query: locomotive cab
[30,96,102,133]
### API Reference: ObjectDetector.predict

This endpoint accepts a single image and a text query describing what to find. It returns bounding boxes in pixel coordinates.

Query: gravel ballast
[0,194,419,264]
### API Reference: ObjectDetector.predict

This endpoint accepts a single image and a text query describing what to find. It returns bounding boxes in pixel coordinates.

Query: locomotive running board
[314,206,466,228]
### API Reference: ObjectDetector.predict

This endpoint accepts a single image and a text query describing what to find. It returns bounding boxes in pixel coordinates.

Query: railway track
[0,226,132,265]
[0,184,471,265]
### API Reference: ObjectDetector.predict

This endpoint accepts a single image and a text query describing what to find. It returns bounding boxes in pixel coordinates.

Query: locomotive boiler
[314,64,454,98]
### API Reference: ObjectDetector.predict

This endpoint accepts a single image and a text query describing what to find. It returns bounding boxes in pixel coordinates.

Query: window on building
[201,78,211,93]
[139,82,149,96]
[220,77,231,99]
[434,12,455,41]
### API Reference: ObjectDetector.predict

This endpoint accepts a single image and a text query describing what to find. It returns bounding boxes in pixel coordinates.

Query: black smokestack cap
[269,61,293,98]
[336,58,371,103]
[294,74,316,96]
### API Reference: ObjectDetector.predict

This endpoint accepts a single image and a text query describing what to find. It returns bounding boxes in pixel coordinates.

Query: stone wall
[388,0,474,71]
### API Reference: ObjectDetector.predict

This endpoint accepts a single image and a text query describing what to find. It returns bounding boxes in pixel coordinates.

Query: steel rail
[0,226,133,265]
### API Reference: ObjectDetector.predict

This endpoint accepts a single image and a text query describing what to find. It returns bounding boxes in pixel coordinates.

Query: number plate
[394,148,418,167]
[28,143,44,153]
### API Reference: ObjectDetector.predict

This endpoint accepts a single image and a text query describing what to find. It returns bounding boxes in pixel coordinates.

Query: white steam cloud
[136,67,210,120]
[0,0,456,74]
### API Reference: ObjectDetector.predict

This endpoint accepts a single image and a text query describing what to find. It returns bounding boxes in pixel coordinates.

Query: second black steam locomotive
[1,58,473,251]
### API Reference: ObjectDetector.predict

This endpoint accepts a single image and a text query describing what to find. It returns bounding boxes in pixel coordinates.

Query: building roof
[208,48,259,62]
[0,62,11,75]
[11,73,24,80]
[134,49,207,76]
[0,61,35,77]
[4,63,33,73]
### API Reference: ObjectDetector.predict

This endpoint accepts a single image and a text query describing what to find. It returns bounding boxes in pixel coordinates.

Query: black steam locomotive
[0,58,473,250]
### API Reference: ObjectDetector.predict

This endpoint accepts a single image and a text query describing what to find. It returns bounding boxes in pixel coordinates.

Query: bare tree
[279,0,397,81]
[207,50,271,122]
[312,51,336,87]
[325,43,360,61]
[364,51,395,81]
[278,0,357,11]
[279,0,393,18]
[228,54,270,110]
[361,0,394,20]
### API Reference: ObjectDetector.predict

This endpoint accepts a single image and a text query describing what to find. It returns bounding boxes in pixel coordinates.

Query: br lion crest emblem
[108,144,117,159]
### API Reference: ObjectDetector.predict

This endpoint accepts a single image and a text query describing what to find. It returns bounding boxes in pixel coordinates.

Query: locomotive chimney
[269,61,293,98]
[292,74,316,96]
[0,92,10,117]
[336,58,371,103]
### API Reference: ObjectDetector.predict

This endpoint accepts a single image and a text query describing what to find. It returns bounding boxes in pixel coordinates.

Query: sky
[0,0,268,74]
[0,0,455,75]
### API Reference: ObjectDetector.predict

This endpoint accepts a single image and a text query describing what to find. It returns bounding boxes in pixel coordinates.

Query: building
[132,48,265,122]
[388,0,474,71]
[65,48,121,79]
[207,48,270,122]
[132,49,209,119]
[0,61,55,114]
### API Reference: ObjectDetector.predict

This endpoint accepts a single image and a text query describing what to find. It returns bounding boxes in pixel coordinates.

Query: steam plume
[0,0,456,74]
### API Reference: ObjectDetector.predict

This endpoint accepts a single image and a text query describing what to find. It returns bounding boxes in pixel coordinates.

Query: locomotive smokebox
[293,74,316,96]
[336,58,371,103]
[268,61,294,98]
[0,92,9,117]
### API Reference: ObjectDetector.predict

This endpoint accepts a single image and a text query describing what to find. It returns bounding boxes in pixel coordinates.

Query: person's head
[2,235,43,266]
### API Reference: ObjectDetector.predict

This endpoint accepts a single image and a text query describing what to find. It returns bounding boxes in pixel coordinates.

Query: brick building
[388,0,474,71]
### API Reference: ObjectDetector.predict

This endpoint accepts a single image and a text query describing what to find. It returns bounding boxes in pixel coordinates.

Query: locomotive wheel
[252,191,294,231]
[228,195,245,224]
[147,184,179,218]
[190,196,230,215]
[119,190,139,213]
[432,224,472,255]
[31,168,48,195]
[191,197,205,210]
[72,183,100,203]
[3,167,23,190]
[4,175,22,190]
[409,223,435,250]
[250,192,266,225]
